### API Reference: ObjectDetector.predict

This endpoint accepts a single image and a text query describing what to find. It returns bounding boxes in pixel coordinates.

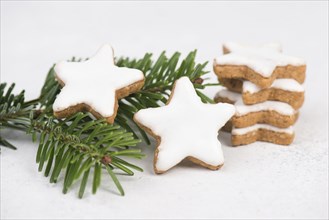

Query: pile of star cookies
[52,43,306,175]
[213,42,306,146]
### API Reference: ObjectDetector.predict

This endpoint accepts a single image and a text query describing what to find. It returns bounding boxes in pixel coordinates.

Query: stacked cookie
[213,43,306,146]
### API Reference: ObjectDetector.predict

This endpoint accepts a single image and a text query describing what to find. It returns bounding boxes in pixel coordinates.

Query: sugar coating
[232,124,294,135]
[214,42,306,77]
[53,44,144,117]
[134,77,236,172]
[215,89,296,116]
[243,79,304,94]
[235,99,295,116]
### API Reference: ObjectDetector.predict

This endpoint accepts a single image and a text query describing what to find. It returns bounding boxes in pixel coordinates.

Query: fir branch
[29,111,143,198]
[0,83,37,150]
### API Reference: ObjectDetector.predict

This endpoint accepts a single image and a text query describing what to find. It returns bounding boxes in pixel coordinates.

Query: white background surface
[1,1,328,219]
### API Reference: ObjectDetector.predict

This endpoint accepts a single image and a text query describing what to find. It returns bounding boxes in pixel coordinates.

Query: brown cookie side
[232,129,295,146]
[221,120,232,132]
[53,102,119,124]
[187,156,223,171]
[276,65,306,83]
[214,64,306,89]
[116,79,145,99]
[214,96,235,105]
[218,77,243,93]
[243,89,305,110]
[233,111,299,128]
[214,64,276,88]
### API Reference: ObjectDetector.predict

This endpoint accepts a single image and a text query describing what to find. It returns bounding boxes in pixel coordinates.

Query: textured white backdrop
[1,1,328,219]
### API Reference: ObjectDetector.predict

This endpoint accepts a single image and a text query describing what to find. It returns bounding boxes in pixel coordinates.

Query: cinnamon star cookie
[53,44,145,123]
[134,77,235,174]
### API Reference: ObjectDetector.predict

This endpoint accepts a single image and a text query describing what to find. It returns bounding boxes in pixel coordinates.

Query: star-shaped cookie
[214,42,306,88]
[53,44,145,123]
[134,77,235,174]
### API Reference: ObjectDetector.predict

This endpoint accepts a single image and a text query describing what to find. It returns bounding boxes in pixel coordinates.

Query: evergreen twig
[0,83,37,150]
[29,111,143,198]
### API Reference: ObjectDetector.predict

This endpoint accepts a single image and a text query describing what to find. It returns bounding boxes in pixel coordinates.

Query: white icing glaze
[134,77,236,172]
[232,124,294,135]
[53,44,144,117]
[235,98,296,116]
[215,43,305,77]
[215,88,296,116]
[243,79,304,94]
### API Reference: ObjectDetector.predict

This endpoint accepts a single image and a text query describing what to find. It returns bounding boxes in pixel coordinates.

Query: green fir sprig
[0,83,38,149]
[29,112,143,198]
